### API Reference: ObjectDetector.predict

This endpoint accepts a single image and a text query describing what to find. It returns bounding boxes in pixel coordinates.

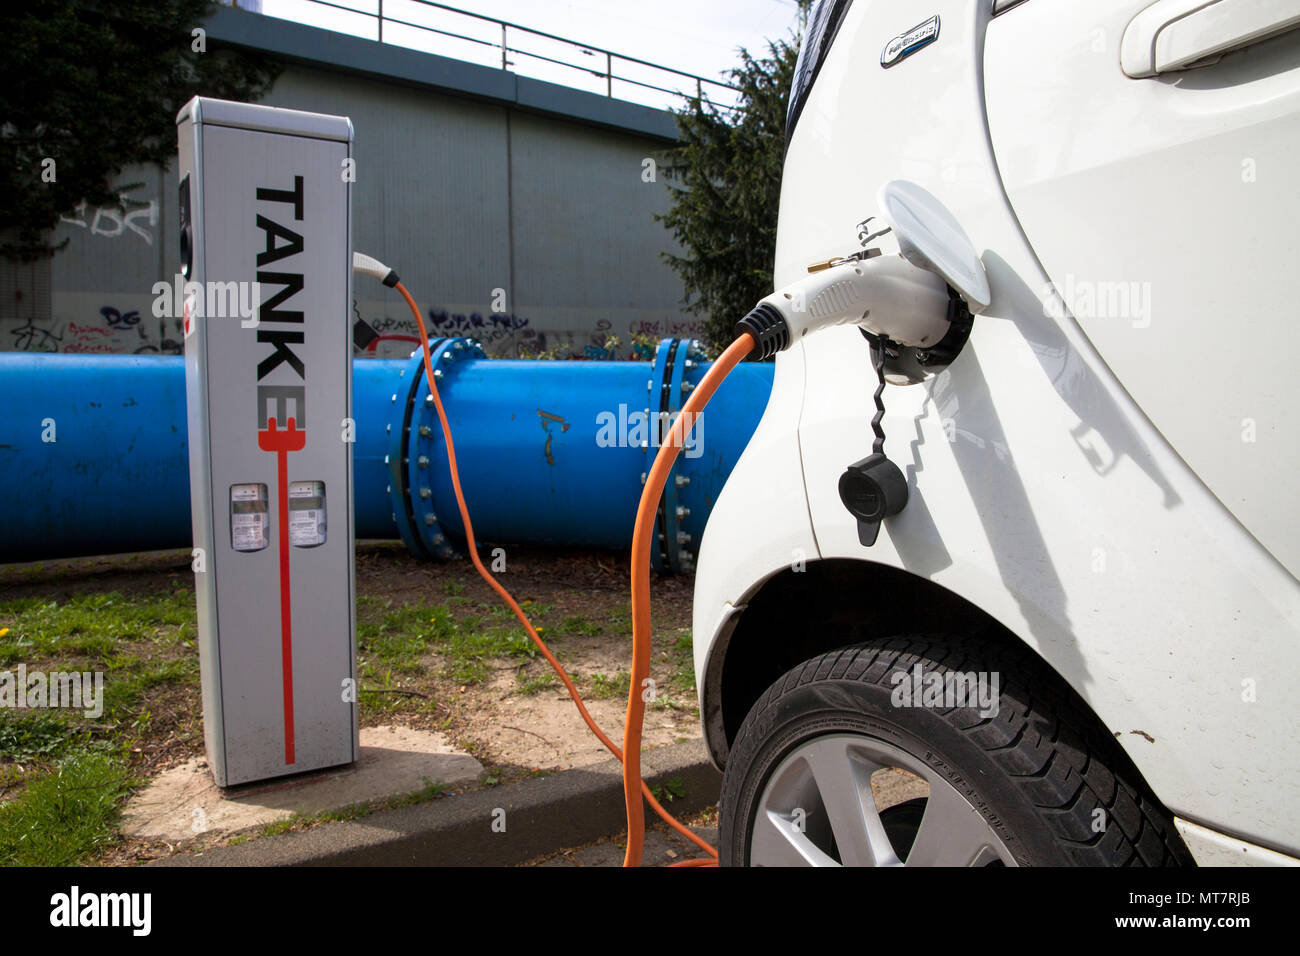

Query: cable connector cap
[735,302,789,360]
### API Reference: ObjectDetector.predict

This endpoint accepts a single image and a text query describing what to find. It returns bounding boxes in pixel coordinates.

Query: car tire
[718,634,1194,866]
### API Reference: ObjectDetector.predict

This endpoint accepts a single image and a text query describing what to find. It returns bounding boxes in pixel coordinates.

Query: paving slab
[123,724,482,842]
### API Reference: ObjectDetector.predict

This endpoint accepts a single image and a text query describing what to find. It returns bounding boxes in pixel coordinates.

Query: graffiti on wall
[351,313,421,355]
[6,300,699,358]
[7,307,183,354]
[9,319,63,353]
[352,306,535,358]
[627,318,707,339]
[428,308,531,341]
[59,197,159,246]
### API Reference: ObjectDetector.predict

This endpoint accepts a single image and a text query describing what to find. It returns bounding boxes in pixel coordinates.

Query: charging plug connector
[737,254,950,360]
[353,252,399,287]
[737,181,990,361]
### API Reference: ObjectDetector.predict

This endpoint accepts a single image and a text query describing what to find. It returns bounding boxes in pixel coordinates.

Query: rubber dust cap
[838,452,909,547]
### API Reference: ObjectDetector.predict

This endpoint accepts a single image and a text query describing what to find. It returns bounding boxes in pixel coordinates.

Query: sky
[248,0,806,110]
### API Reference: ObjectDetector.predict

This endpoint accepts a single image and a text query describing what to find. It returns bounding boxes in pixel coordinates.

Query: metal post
[502,22,508,69]
[378,0,383,44]
[607,52,613,96]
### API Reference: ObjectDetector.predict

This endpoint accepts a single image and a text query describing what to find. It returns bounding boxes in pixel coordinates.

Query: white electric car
[693,0,1300,866]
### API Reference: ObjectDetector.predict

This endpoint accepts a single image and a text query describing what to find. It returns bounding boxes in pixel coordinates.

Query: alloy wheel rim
[751,733,1017,867]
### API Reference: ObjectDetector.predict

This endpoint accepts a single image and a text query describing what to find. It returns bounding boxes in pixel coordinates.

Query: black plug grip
[735,302,789,360]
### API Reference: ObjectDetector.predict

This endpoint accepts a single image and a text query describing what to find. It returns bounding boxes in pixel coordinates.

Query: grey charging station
[177,97,358,787]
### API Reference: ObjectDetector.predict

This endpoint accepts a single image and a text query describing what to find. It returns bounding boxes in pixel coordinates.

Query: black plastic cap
[735,302,790,360]
[839,452,909,547]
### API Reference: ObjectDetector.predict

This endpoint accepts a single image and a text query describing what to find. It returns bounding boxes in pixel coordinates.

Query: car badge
[882,15,940,68]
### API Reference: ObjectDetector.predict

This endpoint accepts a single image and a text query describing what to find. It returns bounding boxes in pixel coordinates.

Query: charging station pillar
[177,97,358,787]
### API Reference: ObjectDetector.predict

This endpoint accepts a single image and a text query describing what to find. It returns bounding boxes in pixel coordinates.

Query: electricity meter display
[230,483,269,552]
[288,480,327,548]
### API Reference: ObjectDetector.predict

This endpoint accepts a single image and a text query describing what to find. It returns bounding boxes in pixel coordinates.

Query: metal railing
[253,0,739,111]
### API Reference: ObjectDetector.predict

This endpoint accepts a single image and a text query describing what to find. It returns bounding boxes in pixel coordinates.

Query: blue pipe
[0,341,773,568]
[0,354,192,560]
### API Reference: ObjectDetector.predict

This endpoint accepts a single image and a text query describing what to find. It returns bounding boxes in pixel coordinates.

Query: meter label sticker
[288,481,321,498]
[232,513,268,551]
[289,509,325,547]
[230,483,269,551]
[288,480,326,547]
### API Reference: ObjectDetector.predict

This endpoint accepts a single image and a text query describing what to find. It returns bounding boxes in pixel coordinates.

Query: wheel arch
[705,558,1113,776]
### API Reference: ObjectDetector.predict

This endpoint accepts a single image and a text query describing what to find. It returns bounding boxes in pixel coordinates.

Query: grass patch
[558,615,601,637]
[357,600,454,675]
[0,752,132,865]
[516,671,558,696]
[259,818,295,838]
[587,671,630,700]
[101,657,199,714]
[390,776,447,807]
[231,776,450,846]
[650,775,686,804]
[357,598,547,687]
[0,590,195,659]
[0,590,199,721]
[0,588,198,866]
[444,624,537,684]
[668,630,696,698]
[0,710,99,764]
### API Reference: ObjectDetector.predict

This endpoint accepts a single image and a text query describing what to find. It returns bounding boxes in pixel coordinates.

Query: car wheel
[718,635,1193,867]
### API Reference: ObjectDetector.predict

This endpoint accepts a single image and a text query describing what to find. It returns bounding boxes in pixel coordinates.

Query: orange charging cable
[396,280,744,864]
[621,332,754,866]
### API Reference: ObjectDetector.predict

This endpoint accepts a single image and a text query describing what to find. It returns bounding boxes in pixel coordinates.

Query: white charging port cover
[877,180,991,313]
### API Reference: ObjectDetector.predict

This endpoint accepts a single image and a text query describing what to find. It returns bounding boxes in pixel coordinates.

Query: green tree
[657,32,802,353]
[1,1,280,261]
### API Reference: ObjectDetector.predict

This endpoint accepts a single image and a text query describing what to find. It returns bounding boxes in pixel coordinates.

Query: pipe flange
[674,337,708,573]
[647,339,673,572]
[385,338,447,559]
[406,337,486,559]
[647,337,703,573]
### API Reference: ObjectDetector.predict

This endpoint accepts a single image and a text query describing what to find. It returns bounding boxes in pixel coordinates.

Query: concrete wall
[1,8,702,359]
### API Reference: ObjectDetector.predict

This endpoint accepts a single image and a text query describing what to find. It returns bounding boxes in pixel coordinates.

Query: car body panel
[986,0,1300,578]
[694,0,1300,857]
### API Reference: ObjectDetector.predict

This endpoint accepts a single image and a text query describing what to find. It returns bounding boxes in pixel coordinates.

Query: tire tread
[724,633,1192,866]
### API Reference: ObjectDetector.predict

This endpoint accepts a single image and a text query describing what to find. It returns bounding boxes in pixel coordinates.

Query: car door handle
[1121,0,1300,77]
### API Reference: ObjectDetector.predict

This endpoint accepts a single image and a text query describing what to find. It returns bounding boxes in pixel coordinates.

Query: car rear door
[984,0,1300,577]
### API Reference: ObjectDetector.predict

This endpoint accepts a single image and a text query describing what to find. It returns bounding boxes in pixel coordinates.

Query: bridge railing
[251,0,741,112]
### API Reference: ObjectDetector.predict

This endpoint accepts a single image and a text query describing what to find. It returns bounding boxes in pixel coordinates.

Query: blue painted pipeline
[0,353,192,561]
[0,339,773,570]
